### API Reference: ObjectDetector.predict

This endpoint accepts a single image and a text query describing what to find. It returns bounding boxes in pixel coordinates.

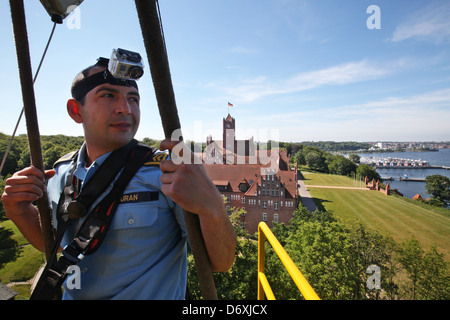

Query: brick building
[202,114,298,234]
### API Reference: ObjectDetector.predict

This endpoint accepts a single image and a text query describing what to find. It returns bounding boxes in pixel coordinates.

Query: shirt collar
[74,142,112,188]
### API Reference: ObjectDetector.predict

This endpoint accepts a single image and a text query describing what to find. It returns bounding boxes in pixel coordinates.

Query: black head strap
[71,58,138,101]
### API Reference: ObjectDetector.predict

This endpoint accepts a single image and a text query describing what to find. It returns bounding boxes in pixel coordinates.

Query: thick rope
[134,0,218,300]
[9,0,55,261]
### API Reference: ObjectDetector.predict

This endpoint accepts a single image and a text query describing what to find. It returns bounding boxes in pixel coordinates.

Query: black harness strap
[30,140,154,300]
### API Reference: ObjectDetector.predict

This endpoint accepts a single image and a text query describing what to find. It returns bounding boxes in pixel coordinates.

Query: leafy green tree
[349,153,360,164]
[305,151,327,172]
[356,163,381,181]
[292,150,306,166]
[140,137,161,148]
[346,224,399,300]
[418,244,450,299]
[425,175,450,207]
[187,206,258,300]
[276,207,399,300]
[285,218,353,299]
[328,155,357,176]
[398,238,450,300]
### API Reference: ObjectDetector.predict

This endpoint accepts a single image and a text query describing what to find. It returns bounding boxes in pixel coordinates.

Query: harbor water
[357,148,450,199]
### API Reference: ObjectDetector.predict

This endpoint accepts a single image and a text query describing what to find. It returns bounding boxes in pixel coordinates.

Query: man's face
[80,67,141,152]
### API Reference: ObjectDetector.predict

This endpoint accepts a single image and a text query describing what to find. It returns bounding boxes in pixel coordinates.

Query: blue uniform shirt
[47,143,188,300]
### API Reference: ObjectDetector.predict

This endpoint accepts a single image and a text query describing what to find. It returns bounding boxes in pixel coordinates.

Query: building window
[241,197,245,204]
[274,214,279,223]
[262,213,267,221]
[274,202,278,211]
[263,201,267,209]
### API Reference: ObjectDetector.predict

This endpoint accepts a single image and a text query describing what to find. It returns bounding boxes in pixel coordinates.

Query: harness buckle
[62,244,85,264]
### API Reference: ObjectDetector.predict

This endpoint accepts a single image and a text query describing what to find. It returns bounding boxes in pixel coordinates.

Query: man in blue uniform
[2,58,236,299]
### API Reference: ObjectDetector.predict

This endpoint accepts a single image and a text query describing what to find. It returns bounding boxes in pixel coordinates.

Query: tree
[292,150,305,166]
[425,175,450,207]
[349,153,360,164]
[305,151,327,172]
[398,238,450,299]
[328,155,357,176]
[418,245,450,299]
[187,205,258,300]
[356,163,381,181]
[140,137,161,148]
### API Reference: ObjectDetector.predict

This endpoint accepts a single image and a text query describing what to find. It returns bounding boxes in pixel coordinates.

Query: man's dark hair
[70,57,138,104]
[70,65,104,105]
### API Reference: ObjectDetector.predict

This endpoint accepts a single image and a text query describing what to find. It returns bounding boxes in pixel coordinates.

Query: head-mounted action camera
[108,48,144,81]
[71,48,144,101]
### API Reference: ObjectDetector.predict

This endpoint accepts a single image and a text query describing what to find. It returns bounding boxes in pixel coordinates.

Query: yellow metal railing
[257,222,320,300]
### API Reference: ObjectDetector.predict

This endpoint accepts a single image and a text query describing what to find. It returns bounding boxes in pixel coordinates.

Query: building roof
[204,162,298,199]
[205,164,262,193]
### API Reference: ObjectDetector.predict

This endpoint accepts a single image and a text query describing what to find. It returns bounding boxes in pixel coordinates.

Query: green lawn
[1,219,45,299]
[302,171,363,187]
[302,172,450,261]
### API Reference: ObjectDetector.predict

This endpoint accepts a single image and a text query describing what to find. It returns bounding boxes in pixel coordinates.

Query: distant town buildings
[368,141,449,151]
[202,114,298,234]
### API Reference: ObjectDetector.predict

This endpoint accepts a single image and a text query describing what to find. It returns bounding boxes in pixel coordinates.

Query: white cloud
[242,87,450,141]
[229,45,257,55]
[391,2,450,43]
[221,60,393,103]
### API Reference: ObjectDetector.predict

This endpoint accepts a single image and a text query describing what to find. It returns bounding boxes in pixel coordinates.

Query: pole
[9,0,55,261]
[134,0,218,300]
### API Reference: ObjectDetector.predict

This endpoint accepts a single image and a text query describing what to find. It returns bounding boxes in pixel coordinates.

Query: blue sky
[1,0,450,143]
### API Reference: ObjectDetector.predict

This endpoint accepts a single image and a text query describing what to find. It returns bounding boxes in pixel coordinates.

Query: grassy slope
[0,219,45,299]
[302,172,450,261]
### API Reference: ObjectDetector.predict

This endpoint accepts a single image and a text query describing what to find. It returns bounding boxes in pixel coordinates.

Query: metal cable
[0,22,57,177]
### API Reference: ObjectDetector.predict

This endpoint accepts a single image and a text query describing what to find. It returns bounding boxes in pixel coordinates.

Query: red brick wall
[224,192,297,234]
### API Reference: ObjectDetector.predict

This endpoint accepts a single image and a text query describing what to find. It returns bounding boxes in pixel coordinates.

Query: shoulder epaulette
[143,151,168,166]
[53,151,78,168]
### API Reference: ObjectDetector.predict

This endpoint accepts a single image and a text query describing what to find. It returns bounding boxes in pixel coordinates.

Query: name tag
[120,191,159,204]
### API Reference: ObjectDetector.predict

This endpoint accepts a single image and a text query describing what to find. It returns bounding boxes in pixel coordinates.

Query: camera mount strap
[71,67,138,101]
[30,140,155,300]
